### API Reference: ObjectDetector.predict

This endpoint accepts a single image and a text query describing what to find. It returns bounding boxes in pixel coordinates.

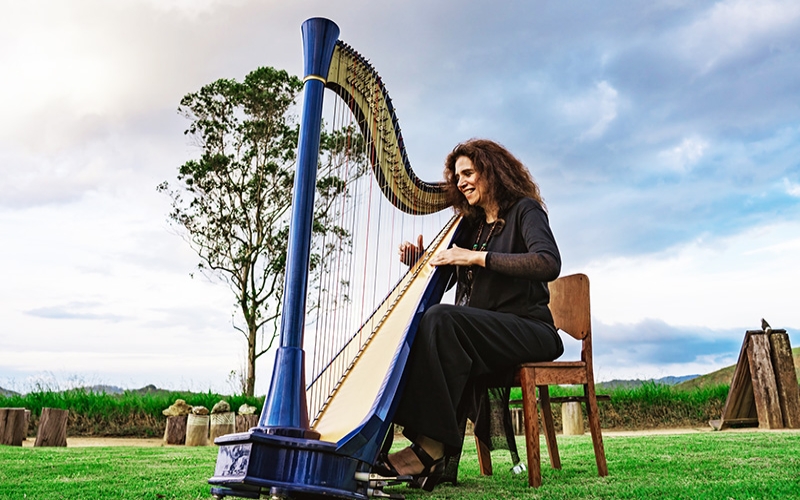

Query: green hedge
[0,388,263,437]
[1,382,728,437]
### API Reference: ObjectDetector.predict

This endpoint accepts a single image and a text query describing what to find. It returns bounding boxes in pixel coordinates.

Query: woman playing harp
[375,138,564,491]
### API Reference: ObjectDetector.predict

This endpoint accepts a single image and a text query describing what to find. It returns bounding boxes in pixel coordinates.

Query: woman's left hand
[428,244,485,267]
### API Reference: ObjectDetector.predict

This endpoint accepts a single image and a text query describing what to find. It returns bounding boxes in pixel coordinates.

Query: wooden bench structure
[710,328,800,430]
[475,273,608,487]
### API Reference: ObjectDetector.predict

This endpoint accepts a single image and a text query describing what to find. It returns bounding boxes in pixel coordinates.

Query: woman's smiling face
[455,156,488,208]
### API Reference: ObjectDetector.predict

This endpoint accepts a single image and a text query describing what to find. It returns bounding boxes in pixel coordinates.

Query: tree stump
[210,412,235,442]
[562,402,584,435]
[35,408,68,447]
[0,408,27,446]
[235,413,259,433]
[164,415,187,445]
[185,414,209,446]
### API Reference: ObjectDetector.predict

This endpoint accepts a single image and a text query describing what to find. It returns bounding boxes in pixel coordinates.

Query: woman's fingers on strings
[398,235,425,266]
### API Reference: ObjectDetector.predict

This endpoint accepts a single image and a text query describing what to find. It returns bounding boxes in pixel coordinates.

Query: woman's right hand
[398,234,424,266]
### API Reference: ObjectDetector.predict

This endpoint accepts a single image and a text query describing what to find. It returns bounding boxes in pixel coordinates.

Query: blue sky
[1,0,799,394]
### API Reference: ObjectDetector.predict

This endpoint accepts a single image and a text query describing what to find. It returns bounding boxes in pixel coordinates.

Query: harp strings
[303,48,449,424]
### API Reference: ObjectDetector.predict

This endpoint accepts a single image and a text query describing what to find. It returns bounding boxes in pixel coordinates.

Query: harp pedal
[355,472,413,498]
[366,487,406,500]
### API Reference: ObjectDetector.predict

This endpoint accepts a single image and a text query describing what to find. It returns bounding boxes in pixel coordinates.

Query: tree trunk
[35,408,68,447]
[246,328,257,397]
[164,415,187,445]
[0,408,26,446]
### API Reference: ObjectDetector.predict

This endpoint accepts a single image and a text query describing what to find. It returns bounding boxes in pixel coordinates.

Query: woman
[374,139,564,490]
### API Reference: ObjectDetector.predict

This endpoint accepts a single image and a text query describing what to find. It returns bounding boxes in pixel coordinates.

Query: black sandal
[372,443,445,491]
[372,451,401,477]
[408,443,445,492]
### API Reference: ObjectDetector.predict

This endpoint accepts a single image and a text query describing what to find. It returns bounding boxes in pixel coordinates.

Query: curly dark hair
[443,138,544,220]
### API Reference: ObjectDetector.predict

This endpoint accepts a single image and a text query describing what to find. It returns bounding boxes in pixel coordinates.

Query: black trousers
[392,303,563,452]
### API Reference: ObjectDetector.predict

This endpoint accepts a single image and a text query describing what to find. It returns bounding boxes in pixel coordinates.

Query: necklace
[471,220,499,252]
[458,220,499,307]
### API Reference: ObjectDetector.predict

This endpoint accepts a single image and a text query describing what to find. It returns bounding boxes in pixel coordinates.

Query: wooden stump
[163,415,187,445]
[235,414,258,432]
[562,402,584,435]
[0,408,27,446]
[185,414,209,446]
[35,408,68,447]
[509,407,524,436]
[210,412,235,442]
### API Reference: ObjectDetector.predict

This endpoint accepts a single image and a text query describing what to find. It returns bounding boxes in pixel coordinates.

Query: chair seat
[519,360,586,368]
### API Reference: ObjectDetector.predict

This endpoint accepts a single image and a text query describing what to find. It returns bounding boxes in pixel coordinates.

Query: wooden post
[185,414,209,446]
[164,415,187,445]
[0,408,27,446]
[769,332,800,428]
[562,401,584,435]
[210,412,235,442]
[35,408,68,447]
[711,328,799,430]
[509,407,524,435]
[235,414,259,433]
[747,333,783,429]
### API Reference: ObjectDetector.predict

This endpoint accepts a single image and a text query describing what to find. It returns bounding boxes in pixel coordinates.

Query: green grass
[0,445,215,499]
[2,431,799,499]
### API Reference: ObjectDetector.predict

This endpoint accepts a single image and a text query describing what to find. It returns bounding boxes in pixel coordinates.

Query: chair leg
[584,383,608,477]
[474,434,493,476]
[520,368,542,487]
[538,385,561,469]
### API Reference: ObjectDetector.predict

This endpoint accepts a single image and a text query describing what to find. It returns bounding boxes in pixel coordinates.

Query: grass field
[1,430,799,499]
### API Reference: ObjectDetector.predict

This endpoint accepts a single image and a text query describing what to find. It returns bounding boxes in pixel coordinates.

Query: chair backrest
[548,273,591,340]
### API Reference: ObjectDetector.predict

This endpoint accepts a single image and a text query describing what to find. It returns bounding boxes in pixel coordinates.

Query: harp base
[209,429,370,500]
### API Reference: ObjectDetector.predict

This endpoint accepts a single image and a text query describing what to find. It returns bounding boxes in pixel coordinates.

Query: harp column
[258,18,340,437]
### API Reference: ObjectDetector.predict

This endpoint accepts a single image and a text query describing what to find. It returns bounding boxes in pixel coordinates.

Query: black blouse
[451,197,561,324]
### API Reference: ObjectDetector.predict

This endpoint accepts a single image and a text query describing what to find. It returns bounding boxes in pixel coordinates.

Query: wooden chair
[475,273,608,487]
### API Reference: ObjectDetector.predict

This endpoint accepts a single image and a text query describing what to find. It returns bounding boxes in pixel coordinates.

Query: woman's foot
[373,436,445,491]
[386,436,444,475]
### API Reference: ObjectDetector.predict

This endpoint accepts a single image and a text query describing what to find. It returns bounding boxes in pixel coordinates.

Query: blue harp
[209,17,459,500]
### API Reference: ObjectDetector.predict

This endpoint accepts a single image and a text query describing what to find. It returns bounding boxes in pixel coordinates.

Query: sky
[1,0,799,395]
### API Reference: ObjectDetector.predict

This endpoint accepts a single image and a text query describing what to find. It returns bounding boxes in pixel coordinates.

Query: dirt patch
[21,437,170,448]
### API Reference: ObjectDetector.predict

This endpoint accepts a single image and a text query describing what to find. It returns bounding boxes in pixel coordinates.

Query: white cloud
[676,0,800,73]
[560,81,620,141]
[783,178,800,197]
[580,220,800,330]
[657,136,709,173]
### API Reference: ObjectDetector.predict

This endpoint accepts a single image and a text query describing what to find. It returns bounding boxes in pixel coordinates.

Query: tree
[158,66,365,396]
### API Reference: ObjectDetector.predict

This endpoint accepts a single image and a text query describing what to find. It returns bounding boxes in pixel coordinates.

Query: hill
[0,386,20,398]
[675,346,800,390]
[597,374,699,390]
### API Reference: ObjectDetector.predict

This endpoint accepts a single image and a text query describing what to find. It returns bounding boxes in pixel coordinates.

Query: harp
[209,18,460,500]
